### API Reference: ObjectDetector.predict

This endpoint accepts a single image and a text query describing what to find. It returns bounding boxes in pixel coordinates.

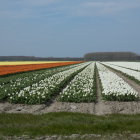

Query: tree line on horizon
[0,52,140,61]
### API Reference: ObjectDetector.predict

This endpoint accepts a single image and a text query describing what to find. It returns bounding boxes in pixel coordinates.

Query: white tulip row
[0,62,83,88]
[102,62,140,82]
[8,62,90,104]
[0,62,84,97]
[97,63,139,101]
[59,62,96,102]
[104,62,140,71]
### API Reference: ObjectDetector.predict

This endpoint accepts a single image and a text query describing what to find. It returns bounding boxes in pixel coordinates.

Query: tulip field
[59,62,97,102]
[0,61,82,76]
[102,62,140,83]
[97,63,139,101]
[0,61,71,65]
[0,61,140,104]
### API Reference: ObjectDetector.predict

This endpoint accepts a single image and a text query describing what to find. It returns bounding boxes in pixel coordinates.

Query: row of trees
[84,52,140,61]
[1,52,140,61]
[0,56,83,61]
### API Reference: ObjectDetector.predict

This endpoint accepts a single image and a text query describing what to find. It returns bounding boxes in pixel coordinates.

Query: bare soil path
[3,134,140,140]
[94,70,111,115]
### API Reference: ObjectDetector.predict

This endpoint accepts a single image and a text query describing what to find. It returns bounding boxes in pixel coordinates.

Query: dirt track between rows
[0,100,140,115]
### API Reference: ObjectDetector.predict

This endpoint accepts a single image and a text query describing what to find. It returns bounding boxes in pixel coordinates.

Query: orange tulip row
[0,61,83,76]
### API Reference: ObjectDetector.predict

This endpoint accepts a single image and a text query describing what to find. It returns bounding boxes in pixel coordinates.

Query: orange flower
[0,61,83,76]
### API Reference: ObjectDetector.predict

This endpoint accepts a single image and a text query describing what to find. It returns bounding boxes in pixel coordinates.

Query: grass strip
[0,112,139,136]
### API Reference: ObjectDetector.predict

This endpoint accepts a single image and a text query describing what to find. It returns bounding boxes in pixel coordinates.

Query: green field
[0,112,139,137]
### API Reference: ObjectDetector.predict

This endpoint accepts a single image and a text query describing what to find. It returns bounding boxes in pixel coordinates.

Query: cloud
[0,9,37,18]
[17,0,59,7]
[81,2,115,8]
[0,9,60,19]
[0,0,60,19]
[74,0,140,16]
[0,0,140,19]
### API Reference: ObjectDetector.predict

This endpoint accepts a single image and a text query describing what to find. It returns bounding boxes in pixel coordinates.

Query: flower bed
[58,62,97,102]
[97,63,139,101]
[0,61,83,76]
[8,62,89,104]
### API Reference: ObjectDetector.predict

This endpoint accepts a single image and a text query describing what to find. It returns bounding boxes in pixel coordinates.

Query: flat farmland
[0,61,140,139]
[0,61,82,76]
[0,61,139,115]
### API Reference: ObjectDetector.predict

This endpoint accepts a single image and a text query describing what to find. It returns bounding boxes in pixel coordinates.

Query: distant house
[84,52,140,61]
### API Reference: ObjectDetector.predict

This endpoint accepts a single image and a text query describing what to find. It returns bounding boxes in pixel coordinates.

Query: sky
[0,0,140,57]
